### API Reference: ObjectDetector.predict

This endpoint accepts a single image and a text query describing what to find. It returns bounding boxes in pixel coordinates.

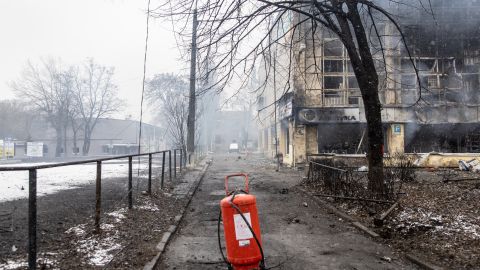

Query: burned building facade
[256,0,480,166]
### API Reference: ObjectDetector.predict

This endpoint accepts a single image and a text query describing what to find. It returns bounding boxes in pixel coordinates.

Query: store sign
[27,142,44,157]
[297,108,360,124]
[393,124,402,134]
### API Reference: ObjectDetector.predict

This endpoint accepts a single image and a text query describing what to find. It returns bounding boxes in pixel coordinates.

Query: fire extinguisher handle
[224,173,249,195]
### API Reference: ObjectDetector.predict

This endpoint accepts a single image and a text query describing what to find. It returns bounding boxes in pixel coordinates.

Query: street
[157,153,417,270]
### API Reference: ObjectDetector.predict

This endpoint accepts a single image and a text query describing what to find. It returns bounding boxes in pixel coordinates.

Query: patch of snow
[449,215,480,239]
[136,201,160,212]
[78,236,122,266]
[107,208,127,223]
[0,257,58,270]
[0,259,27,270]
[0,162,161,202]
[357,165,368,172]
[395,209,480,239]
[65,224,86,236]
[100,223,116,231]
[36,257,58,269]
[71,208,129,266]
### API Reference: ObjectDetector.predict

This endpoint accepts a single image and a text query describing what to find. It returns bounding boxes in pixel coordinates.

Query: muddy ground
[0,164,187,269]
[303,167,480,270]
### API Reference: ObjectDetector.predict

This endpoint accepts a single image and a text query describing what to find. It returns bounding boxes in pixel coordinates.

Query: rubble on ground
[302,164,480,270]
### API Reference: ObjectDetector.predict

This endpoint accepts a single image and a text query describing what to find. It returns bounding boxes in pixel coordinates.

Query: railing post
[148,154,152,194]
[307,161,311,181]
[168,150,172,182]
[161,151,166,189]
[174,149,177,179]
[179,149,183,174]
[128,156,133,209]
[28,169,37,270]
[95,161,102,233]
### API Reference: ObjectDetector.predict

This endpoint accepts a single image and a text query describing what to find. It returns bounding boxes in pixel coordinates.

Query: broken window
[323,39,343,57]
[401,75,416,89]
[324,76,343,89]
[348,76,359,89]
[401,59,411,71]
[324,60,343,73]
[427,75,440,89]
[347,61,355,73]
[348,97,359,105]
[419,59,436,72]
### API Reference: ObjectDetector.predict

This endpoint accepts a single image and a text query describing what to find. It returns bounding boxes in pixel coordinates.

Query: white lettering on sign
[238,239,250,247]
[298,108,360,123]
[233,213,253,240]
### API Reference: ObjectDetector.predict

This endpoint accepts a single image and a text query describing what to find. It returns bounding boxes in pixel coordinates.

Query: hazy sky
[0,0,185,122]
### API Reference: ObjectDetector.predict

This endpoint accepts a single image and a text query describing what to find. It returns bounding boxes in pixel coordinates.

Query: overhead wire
[136,0,151,191]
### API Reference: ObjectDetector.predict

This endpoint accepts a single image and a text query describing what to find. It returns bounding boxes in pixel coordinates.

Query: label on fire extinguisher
[238,240,250,247]
[233,213,253,240]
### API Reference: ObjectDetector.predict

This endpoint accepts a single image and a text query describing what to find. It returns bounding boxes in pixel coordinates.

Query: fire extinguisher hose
[217,190,266,270]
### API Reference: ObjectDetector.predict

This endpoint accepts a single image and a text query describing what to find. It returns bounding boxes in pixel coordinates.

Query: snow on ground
[0,259,27,270]
[78,236,122,266]
[0,255,57,269]
[66,207,128,267]
[65,223,87,236]
[107,208,128,223]
[136,200,160,212]
[0,161,162,202]
[395,208,480,240]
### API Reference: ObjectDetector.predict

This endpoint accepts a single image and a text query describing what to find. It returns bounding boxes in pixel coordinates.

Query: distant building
[11,118,164,159]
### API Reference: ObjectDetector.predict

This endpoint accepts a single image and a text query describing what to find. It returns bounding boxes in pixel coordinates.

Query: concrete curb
[405,254,444,270]
[297,186,444,270]
[351,221,379,238]
[143,159,212,270]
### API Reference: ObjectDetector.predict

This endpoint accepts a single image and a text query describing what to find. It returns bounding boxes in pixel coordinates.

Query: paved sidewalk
[157,154,417,270]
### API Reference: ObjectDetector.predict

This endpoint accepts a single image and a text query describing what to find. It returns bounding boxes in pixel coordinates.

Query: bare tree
[72,58,122,155]
[146,73,189,158]
[68,104,83,155]
[11,59,73,157]
[0,100,35,141]
[156,0,425,198]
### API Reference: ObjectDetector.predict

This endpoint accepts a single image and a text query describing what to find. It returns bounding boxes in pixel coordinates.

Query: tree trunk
[63,123,68,157]
[182,144,187,166]
[72,129,78,155]
[82,127,91,156]
[55,126,63,157]
[337,4,386,198]
[358,74,386,197]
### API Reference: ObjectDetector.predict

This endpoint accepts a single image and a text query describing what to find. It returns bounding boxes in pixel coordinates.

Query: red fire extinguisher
[218,173,265,270]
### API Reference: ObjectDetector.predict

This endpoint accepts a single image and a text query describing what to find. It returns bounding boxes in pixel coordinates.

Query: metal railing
[0,148,185,270]
[306,160,368,198]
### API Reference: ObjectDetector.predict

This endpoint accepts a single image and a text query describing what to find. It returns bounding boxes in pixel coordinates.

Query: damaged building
[256,0,480,166]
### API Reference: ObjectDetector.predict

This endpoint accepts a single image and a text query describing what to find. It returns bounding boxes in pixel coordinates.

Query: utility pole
[187,8,198,165]
[273,50,280,172]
